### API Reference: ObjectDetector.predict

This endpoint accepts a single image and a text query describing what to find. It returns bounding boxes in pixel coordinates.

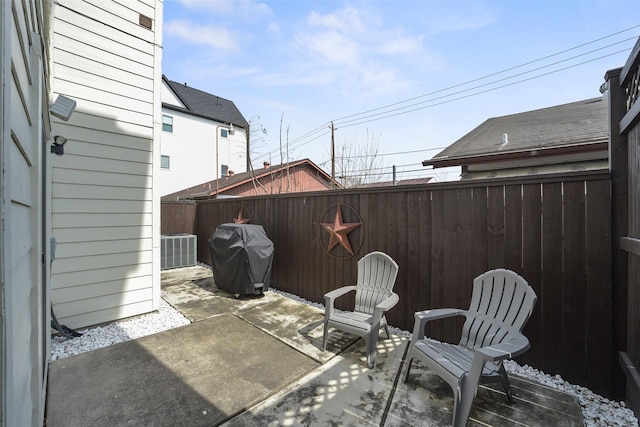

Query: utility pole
[330,121,336,182]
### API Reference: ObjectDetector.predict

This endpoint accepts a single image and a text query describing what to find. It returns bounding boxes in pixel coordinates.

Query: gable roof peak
[162,75,249,128]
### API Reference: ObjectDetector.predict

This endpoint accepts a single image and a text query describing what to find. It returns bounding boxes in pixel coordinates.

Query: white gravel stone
[50,299,190,361]
[51,291,639,427]
[503,360,639,427]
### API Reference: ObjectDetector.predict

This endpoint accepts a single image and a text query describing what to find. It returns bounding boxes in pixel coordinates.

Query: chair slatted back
[459,269,537,350]
[354,252,399,314]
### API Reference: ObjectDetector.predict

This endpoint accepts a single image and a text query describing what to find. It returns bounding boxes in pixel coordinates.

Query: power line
[334,127,607,169]
[342,163,424,176]
[344,167,433,179]
[253,27,638,163]
[251,128,331,162]
[332,25,640,123]
[284,47,625,158]
[335,146,447,160]
[334,44,633,128]
[336,49,629,129]
[339,165,460,183]
[260,45,624,159]
[339,163,420,175]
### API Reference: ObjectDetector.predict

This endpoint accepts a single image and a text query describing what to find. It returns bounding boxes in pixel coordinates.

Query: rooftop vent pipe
[499,133,509,150]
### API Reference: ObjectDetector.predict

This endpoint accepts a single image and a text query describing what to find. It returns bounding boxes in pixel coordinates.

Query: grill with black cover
[208,223,274,295]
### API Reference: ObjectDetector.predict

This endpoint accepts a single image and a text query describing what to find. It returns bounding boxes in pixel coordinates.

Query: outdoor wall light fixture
[49,95,77,121]
[49,95,76,156]
[51,135,67,156]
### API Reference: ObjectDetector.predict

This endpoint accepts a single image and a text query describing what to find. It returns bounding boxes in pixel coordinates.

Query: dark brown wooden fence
[173,171,614,396]
[161,201,196,235]
[608,36,640,415]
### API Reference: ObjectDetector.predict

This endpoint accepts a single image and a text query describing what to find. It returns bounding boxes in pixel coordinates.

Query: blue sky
[162,0,639,182]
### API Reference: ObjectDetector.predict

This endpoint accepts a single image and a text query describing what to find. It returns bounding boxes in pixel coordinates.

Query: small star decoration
[321,205,362,255]
[234,208,251,224]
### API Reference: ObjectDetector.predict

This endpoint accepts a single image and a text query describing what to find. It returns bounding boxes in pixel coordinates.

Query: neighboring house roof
[162,159,342,201]
[423,97,608,169]
[162,75,249,129]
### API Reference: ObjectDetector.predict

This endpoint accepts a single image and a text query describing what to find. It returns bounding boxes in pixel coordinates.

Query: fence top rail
[192,170,611,204]
[161,200,197,205]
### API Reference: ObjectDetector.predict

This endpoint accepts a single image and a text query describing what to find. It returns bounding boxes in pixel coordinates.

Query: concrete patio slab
[223,335,408,426]
[46,314,318,427]
[160,265,214,291]
[160,280,218,306]
[165,290,282,322]
[236,296,359,363]
[161,266,283,322]
[162,267,359,362]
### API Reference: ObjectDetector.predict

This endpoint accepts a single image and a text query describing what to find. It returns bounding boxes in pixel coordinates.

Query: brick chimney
[263,161,270,169]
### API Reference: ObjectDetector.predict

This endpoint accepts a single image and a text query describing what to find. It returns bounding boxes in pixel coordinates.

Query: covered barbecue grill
[208,223,274,295]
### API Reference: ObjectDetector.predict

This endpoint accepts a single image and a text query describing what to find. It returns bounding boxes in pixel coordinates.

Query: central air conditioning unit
[161,234,197,270]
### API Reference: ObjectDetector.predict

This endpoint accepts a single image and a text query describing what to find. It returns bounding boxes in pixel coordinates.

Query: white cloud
[307,6,368,34]
[379,33,424,57]
[280,5,426,94]
[297,30,361,66]
[424,5,497,35]
[267,21,281,34]
[164,20,239,51]
[177,0,233,13]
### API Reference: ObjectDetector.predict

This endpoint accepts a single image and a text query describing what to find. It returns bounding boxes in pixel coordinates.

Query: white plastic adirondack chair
[404,269,537,427]
[322,251,399,368]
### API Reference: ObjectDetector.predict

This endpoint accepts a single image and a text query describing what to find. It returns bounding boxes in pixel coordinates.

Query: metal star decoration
[233,207,251,224]
[321,205,362,255]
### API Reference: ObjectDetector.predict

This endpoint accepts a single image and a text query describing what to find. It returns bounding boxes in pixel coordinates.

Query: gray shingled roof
[427,97,608,162]
[162,75,249,128]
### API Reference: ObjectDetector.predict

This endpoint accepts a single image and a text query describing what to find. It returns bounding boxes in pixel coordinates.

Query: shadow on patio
[46,266,583,426]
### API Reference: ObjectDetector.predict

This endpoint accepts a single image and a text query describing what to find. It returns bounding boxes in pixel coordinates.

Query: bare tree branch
[335,130,384,187]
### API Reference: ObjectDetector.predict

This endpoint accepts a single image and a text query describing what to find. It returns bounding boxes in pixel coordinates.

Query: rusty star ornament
[233,207,251,224]
[321,205,362,255]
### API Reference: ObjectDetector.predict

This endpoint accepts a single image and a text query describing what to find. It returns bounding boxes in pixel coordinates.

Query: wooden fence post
[612,34,640,416]
[604,66,629,400]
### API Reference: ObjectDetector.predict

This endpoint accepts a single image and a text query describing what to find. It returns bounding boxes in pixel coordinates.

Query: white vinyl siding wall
[51,0,162,328]
[1,0,51,425]
[159,105,248,196]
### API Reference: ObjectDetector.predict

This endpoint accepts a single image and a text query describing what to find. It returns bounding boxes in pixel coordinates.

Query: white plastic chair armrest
[468,335,530,385]
[372,292,399,326]
[476,335,531,362]
[324,285,357,304]
[324,285,357,318]
[411,308,468,342]
[376,292,399,313]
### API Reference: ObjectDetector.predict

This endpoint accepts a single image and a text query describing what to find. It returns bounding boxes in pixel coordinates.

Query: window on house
[220,128,228,138]
[220,164,228,177]
[162,115,173,132]
[161,155,170,169]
